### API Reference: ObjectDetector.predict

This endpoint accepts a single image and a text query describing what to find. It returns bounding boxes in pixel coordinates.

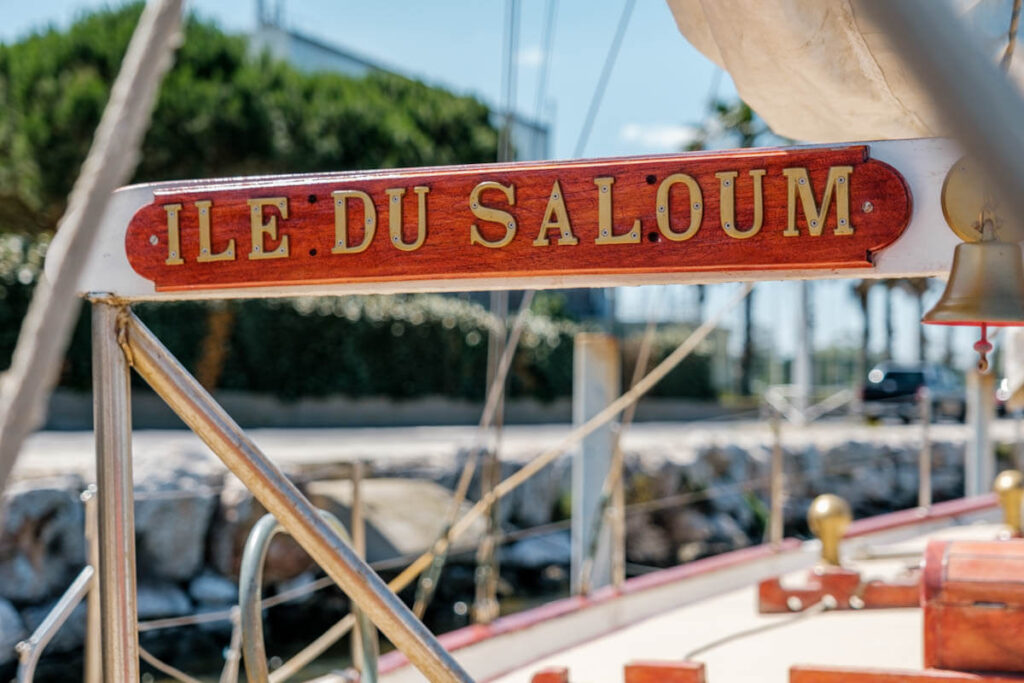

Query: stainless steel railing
[238,511,378,683]
[116,302,472,682]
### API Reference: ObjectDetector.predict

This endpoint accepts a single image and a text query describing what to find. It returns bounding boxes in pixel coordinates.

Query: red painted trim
[845,495,997,539]
[378,495,998,677]
[621,538,801,594]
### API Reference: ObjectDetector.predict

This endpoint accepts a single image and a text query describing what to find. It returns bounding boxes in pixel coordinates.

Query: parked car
[861,362,966,423]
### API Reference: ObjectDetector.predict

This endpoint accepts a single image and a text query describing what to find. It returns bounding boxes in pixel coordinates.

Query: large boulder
[188,570,238,606]
[690,445,758,487]
[133,448,221,582]
[208,476,314,583]
[136,582,192,620]
[624,512,672,566]
[0,598,25,665]
[661,508,714,547]
[20,601,86,654]
[502,456,571,529]
[307,477,486,564]
[501,531,570,569]
[0,475,84,604]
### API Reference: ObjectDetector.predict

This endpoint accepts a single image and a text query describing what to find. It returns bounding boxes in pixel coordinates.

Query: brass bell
[923,158,1024,371]
[994,469,1024,536]
[807,494,852,566]
[923,241,1024,327]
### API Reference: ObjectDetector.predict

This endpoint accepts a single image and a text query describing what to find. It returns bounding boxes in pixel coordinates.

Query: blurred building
[248,3,616,319]
[249,2,550,162]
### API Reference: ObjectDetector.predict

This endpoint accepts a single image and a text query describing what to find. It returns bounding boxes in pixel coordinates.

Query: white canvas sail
[666,0,1024,142]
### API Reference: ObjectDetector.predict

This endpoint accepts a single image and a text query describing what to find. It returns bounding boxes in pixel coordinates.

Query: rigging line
[1002,0,1022,71]
[499,0,521,163]
[578,317,657,594]
[683,597,833,660]
[412,290,535,617]
[534,0,559,124]
[704,67,723,114]
[445,285,753,565]
[139,646,205,683]
[383,284,753,601]
[573,0,636,158]
[368,285,755,653]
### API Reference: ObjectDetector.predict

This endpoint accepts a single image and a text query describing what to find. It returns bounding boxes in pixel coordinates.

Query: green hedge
[1,233,715,403]
[621,326,716,400]
[209,296,577,401]
[4,243,716,403]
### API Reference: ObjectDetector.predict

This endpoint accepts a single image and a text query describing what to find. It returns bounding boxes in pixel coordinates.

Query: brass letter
[386,186,428,252]
[470,181,516,248]
[162,203,184,265]
[332,190,377,254]
[783,166,854,237]
[594,177,640,245]
[533,180,579,247]
[716,170,765,240]
[248,197,290,260]
[656,173,703,241]
[196,200,236,262]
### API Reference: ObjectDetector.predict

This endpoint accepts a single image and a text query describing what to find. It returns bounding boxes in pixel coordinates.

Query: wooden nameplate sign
[117,144,912,296]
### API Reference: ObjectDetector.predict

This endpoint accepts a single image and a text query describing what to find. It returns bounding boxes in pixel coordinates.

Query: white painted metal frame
[50,138,964,302]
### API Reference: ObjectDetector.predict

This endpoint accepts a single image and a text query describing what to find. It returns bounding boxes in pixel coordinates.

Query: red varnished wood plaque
[125,145,911,292]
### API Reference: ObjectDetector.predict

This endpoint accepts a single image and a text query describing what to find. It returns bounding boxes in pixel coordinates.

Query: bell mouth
[922,241,1024,327]
[924,320,1024,326]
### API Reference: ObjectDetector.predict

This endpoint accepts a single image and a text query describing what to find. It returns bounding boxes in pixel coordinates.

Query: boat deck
[493,522,1005,683]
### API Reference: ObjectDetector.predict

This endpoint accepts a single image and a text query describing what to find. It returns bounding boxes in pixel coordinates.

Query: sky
[0,0,977,370]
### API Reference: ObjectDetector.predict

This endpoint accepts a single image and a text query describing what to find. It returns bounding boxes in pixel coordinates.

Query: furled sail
[666,0,1024,142]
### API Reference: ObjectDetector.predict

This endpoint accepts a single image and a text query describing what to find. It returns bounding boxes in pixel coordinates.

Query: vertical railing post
[966,369,996,496]
[571,333,620,593]
[793,281,813,426]
[919,388,933,508]
[610,452,626,589]
[91,300,139,681]
[82,485,102,683]
[769,406,784,546]
[475,291,508,623]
